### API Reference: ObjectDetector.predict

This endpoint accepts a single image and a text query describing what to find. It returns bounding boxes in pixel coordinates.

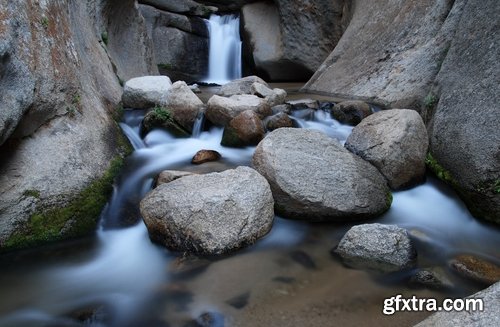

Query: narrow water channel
[0,92,499,326]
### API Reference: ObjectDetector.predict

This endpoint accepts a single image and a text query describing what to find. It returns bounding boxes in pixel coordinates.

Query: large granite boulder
[218,76,269,97]
[122,76,172,109]
[0,0,156,252]
[252,128,392,221]
[140,4,209,82]
[206,94,272,126]
[426,0,500,224]
[334,223,417,273]
[345,109,429,189]
[242,1,349,81]
[139,167,275,255]
[165,81,203,132]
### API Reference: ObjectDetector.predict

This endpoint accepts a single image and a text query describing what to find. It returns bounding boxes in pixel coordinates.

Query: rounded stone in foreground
[122,76,172,109]
[334,223,417,273]
[345,109,428,190]
[252,128,391,221]
[139,166,275,255]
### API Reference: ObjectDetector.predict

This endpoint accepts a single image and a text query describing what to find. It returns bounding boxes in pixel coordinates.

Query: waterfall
[204,14,242,84]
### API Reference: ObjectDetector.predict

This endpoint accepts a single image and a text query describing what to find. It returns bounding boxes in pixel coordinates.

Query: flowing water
[203,14,242,84]
[0,102,499,327]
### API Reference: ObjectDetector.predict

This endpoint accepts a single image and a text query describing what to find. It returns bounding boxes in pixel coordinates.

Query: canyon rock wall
[0,0,156,251]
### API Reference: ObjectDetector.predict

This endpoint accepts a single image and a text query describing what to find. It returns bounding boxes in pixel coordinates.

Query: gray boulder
[334,223,417,273]
[218,76,269,97]
[415,281,500,327]
[139,167,275,255]
[242,1,347,81]
[251,82,274,98]
[165,81,203,132]
[252,128,392,221]
[139,0,214,17]
[266,88,287,107]
[206,94,272,126]
[345,109,429,189]
[122,76,172,109]
[265,113,294,131]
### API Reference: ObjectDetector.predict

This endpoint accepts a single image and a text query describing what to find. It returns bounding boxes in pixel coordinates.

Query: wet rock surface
[449,254,500,285]
[334,223,417,273]
[191,150,221,165]
[221,110,265,148]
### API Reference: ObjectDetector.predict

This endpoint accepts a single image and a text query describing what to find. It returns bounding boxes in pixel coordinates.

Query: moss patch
[425,152,458,187]
[142,106,190,138]
[386,191,393,209]
[23,189,41,199]
[3,156,125,252]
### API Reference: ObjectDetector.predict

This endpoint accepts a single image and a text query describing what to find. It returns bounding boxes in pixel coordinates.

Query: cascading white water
[204,14,242,84]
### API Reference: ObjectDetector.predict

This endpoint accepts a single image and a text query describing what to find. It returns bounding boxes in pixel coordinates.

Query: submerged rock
[334,223,417,273]
[122,76,172,109]
[252,128,391,221]
[410,267,455,290]
[331,100,372,126]
[345,109,429,190]
[449,254,500,285]
[139,167,274,255]
[191,150,221,165]
[183,311,225,327]
[218,76,269,97]
[286,99,319,110]
[165,81,204,133]
[206,94,272,126]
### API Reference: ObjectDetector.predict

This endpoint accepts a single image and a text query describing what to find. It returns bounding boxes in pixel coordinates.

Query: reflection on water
[0,108,498,327]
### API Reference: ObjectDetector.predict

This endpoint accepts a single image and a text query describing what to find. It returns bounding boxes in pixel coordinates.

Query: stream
[0,95,499,327]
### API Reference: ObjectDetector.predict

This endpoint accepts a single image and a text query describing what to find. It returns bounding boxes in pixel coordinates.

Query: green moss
[142,106,190,138]
[23,189,41,199]
[386,191,393,208]
[41,17,49,29]
[3,156,125,252]
[221,126,243,148]
[425,152,458,187]
[476,179,500,195]
[424,93,438,111]
[158,63,173,71]
[101,31,109,46]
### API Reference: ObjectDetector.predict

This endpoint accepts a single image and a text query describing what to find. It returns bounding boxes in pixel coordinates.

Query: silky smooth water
[203,14,242,84]
[0,107,499,327]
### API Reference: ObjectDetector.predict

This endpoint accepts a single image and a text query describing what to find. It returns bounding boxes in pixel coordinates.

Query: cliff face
[0,0,156,251]
[304,0,500,224]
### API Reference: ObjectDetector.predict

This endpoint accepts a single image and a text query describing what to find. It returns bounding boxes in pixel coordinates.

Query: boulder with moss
[141,106,190,137]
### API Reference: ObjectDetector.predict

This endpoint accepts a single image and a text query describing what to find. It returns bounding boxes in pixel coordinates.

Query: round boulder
[122,76,172,109]
[221,110,265,147]
[333,223,417,273]
[206,94,272,126]
[332,100,372,125]
[252,128,392,221]
[165,81,203,133]
[139,167,275,255]
[345,109,429,189]
[218,76,269,97]
[265,112,294,131]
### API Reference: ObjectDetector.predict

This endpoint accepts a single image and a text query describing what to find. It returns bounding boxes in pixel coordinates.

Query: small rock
[345,109,429,189]
[122,76,172,109]
[251,82,274,98]
[189,83,201,93]
[192,150,221,165]
[218,76,269,97]
[449,254,500,285]
[183,312,224,327]
[266,112,294,131]
[266,88,287,107]
[334,223,417,273]
[226,292,250,309]
[410,267,455,290]
[286,98,319,110]
[221,110,265,147]
[156,170,195,187]
[331,100,372,125]
[206,94,272,126]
